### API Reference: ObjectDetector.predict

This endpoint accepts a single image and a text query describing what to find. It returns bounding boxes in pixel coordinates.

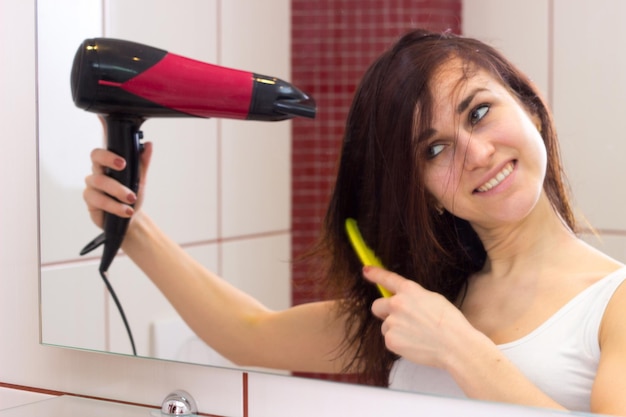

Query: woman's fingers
[84,142,153,230]
[84,170,137,207]
[362,266,417,297]
[83,183,134,220]
[90,148,126,175]
[83,147,141,229]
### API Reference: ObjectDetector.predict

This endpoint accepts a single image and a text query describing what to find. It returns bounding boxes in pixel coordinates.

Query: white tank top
[388,266,626,412]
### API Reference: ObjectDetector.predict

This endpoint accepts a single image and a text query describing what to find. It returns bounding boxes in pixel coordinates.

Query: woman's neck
[472,195,576,279]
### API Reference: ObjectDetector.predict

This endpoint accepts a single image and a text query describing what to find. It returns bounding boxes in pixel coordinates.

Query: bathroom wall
[2,1,625,416]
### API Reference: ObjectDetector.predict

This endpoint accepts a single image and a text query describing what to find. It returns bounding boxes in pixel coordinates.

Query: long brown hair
[316,29,575,386]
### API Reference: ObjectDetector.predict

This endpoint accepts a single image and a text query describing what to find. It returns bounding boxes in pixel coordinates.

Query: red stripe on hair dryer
[72,38,316,274]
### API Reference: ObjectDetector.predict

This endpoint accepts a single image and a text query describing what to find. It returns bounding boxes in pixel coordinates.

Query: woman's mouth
[475,161,515,193]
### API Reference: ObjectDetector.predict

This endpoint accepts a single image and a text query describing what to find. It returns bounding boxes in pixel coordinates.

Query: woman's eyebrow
[417,87,489,143]
[456,88,488,114]
[419,128,437,143]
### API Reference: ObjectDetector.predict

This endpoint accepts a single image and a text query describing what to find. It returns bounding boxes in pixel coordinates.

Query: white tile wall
[40,262,107,352]
[0,388,54,411]
[221,121,292,237]
[463,0,550,97]
[219,0,291,78]
[221,233,291,310]
[105,0,218,59]
[552,0,626,231]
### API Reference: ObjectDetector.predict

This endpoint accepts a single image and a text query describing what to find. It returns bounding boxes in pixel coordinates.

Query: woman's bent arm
[122,211,351,374]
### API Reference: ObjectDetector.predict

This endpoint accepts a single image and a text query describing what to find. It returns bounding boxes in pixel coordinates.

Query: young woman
[83,29,626,415]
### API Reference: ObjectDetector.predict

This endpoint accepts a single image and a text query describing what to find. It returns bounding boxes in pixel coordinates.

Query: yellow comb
[345,218,392,298]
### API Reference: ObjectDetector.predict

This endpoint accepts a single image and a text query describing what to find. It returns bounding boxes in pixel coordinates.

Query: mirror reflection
[39,0,626,414]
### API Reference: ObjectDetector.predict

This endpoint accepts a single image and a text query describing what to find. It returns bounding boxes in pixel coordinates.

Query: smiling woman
[82,27,626,415]
[421,62,548,225]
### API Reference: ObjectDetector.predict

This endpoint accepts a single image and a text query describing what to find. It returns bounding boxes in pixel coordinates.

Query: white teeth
[476,162,514,192]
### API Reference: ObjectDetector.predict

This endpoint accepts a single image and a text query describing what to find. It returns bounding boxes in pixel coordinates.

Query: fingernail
[125,207,134,216]
[114,158,125,169]
[127,193,137,204]
[363,266,372,274]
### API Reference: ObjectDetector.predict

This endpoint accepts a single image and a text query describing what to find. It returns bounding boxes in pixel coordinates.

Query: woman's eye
[469,104,490,125]
[427,143,446,159]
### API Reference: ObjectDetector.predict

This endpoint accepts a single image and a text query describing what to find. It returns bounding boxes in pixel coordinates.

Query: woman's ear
[426,192,445,216]
[429,197,445,215]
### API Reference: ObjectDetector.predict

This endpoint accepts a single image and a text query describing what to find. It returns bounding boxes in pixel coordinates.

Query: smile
[476,161,515,192]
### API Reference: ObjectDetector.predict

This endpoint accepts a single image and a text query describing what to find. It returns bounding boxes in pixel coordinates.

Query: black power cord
[99,269,137,356]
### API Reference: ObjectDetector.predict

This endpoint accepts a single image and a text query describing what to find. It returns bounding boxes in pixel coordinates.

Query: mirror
[39,0,626,390]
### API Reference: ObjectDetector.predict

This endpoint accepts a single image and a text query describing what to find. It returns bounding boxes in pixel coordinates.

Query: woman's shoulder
[592,265,626,415]
[565,238,625,286]
[599,267,626,339]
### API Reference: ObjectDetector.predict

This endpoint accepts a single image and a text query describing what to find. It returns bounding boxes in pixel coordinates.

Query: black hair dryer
[72,38,316,274]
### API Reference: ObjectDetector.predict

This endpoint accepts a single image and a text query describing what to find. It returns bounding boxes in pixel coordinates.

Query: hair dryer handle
[80,116,145,273]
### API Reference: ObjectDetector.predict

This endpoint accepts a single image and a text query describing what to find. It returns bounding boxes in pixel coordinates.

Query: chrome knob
[160,390,197,415]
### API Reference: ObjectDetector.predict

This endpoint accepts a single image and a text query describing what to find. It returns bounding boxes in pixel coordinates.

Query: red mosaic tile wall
[290,1,462,382]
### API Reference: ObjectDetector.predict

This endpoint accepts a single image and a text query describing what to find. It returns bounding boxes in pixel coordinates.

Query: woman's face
[421,61,547,230]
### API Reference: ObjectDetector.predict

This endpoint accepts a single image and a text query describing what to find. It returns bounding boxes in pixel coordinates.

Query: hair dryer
[71,37,316,275]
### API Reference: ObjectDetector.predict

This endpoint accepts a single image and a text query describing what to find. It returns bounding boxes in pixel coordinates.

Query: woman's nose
[459,133,495,170]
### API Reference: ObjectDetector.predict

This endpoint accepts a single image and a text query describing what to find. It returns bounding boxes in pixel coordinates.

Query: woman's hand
[363,266,474,370]
[365,266,571,409]
[83,141,153,229]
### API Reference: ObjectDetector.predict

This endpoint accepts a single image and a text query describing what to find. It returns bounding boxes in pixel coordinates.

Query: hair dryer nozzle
[248,75,316,121]
[273,99,316,119]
